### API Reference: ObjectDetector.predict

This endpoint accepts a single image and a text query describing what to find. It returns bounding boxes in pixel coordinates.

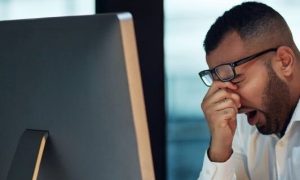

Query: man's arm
[198,114,250,180]
[201,81,240,162]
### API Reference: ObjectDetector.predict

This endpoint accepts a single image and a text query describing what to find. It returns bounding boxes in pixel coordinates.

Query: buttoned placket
[275,132,291,180]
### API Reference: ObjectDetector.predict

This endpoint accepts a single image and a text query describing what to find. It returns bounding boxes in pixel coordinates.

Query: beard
[257,63,291,135]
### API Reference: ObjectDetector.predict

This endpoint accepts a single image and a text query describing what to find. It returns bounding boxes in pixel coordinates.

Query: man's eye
[232,74,243,84]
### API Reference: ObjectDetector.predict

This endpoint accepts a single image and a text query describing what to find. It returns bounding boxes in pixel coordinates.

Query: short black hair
[204,1,287,54]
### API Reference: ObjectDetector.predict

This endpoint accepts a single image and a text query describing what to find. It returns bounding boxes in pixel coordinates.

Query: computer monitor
[0,13,154,179]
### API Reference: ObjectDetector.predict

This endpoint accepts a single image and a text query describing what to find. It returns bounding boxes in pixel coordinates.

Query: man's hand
[201,81,241,162]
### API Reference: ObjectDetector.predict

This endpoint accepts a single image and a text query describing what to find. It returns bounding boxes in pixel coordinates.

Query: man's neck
[278,102,298,138]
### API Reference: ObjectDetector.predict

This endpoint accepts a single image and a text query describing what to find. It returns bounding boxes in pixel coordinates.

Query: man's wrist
[208,147,233,162]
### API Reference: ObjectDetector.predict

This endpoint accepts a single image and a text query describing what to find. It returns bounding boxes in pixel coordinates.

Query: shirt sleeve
[197,150,237,180]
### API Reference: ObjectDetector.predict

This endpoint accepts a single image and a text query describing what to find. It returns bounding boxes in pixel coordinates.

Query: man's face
[206,31,290,135]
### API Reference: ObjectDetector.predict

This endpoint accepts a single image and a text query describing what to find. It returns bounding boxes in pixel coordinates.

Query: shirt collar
[290,99,300,123]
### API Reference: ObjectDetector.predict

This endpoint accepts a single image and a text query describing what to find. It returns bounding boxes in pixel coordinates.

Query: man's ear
[274,46,295,78]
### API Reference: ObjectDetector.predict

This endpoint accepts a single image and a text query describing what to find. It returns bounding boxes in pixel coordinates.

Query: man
[198,2,300,180]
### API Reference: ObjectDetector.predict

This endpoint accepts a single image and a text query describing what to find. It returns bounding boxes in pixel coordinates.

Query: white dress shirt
[198,100,300,180]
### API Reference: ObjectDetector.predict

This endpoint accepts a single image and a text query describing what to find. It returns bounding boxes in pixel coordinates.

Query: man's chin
[254,111,273,134]
[256,119,277,135]
[256,125,273,135]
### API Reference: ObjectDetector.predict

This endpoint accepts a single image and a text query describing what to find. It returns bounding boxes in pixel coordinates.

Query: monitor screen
[0,13,154,179]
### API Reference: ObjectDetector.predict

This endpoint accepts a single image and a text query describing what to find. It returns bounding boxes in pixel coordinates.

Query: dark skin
[201,31,300,162]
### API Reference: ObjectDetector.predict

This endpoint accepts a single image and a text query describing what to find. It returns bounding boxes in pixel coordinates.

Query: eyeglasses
[198,47,278,87]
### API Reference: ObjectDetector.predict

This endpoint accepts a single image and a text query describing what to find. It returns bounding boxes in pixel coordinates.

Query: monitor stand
[7,129,48,180]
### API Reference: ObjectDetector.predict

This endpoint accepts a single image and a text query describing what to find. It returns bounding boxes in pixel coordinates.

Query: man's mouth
[245,110,258,126]
[239,108,260,126]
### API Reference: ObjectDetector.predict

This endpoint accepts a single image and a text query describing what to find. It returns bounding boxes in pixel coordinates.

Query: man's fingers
[207,107,237,129]
[213,98,238,113]
[205,81,238,98]
[230,93,241,108]
[202,88,240,111]
[218,107,236,120]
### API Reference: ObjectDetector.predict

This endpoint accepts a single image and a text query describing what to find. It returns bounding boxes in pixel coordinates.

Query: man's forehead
[206,31,247,68]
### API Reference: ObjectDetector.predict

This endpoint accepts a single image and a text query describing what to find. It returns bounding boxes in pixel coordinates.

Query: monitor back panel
[0,14,142,179]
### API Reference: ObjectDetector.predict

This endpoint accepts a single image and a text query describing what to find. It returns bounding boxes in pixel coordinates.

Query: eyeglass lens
[201,71,213,86]
[215,65,235,81]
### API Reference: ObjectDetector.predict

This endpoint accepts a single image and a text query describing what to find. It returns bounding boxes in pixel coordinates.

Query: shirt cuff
[198,149,236,180]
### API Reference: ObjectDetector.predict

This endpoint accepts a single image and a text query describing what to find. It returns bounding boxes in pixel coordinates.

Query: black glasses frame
[198,47,278,86]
